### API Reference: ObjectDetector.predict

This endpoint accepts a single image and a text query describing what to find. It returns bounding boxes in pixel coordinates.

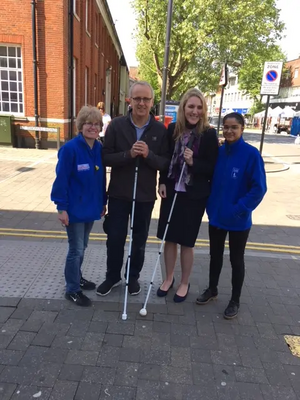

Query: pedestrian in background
[156,88,219,303]
[51,106,107,307]
[96,81,169,297]
[97,101,111,142]
[196,112,267,319]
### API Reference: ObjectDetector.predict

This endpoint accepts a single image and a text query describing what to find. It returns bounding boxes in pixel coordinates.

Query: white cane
[139,134,196,316]
[122,157,140,320]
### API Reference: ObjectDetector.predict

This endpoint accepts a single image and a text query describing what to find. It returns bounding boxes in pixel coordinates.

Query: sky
[106,0,138,67]
[107,0,299,68]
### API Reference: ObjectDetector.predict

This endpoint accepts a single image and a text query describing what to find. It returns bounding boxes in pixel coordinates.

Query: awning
[222,108,249,115]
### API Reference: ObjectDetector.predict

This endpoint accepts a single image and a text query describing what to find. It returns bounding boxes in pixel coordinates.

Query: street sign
[20,126,58,133]
[165,104,179,122]
[260,61,283,96]
[219,63,228,86]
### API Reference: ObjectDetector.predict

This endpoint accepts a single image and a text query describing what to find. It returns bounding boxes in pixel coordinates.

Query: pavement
[0,131,300,399]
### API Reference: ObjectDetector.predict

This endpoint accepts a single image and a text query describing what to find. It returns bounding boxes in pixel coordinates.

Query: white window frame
[0,44,24,116]
[294,68,299,79]
[95,12,99,47]
[85,0,91,35]
[73,0,80,21]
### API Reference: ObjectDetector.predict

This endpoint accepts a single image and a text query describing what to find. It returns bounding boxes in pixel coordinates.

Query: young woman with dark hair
[196,112,267,319]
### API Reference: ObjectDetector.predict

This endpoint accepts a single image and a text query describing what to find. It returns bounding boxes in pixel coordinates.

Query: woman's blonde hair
[97,101,105,111]
[173,88,209,140]
[76,106,103,132]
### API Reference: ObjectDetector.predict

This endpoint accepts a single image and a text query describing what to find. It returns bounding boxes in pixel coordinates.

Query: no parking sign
[260,61,283,95]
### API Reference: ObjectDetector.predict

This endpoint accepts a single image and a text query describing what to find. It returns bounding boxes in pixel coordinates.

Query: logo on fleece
[77,164,90,171]
[231,167,239,179]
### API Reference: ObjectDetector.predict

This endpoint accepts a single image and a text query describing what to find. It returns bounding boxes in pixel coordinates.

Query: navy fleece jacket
[51,134,106,223]
[206,137,267,231]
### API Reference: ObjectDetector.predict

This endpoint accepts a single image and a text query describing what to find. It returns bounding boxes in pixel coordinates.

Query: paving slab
[1,138,300,398]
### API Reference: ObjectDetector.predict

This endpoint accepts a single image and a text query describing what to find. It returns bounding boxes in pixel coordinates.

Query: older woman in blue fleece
[51,106,106,307]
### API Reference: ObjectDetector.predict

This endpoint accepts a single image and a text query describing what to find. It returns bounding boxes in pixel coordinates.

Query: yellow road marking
[1,231,300,254]
[0,228,299,251]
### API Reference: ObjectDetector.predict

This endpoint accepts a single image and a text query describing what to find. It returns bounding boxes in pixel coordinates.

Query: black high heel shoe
[173,283,190,303]
[157,277,175,297]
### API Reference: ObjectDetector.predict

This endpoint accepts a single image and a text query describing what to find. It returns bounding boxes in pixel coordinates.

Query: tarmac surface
[0,131,300,399]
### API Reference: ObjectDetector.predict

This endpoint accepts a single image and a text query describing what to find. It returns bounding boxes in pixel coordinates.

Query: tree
[133,0,285,102]
[249,101,266,116]
[238,46,286,103]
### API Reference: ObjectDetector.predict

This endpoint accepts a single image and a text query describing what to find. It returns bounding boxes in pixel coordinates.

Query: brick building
[0,0,129,148]
[270,58,300,111]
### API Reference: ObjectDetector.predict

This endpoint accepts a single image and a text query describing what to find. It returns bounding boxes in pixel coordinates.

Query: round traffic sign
[266,70,278,82]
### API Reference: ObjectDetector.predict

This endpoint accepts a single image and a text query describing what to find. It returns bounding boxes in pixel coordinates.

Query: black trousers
[208,224,250,303]
[106,197,154,282]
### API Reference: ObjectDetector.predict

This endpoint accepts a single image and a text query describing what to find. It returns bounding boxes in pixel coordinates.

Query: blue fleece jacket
[51,134,107,223]
[206,137,267,231]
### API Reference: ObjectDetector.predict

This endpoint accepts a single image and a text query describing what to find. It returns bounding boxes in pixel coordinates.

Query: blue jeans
[65,222,94,293]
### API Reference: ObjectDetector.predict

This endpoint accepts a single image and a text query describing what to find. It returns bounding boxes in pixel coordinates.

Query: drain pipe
[31,0,40,149]
[68,0,74,139]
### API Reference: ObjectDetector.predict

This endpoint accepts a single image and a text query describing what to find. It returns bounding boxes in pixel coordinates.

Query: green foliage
[249,100,265,116]
[238,46,286,102]
[132,0,285,102]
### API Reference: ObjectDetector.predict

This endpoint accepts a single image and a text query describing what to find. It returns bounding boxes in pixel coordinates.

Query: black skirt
[157,190,207,248]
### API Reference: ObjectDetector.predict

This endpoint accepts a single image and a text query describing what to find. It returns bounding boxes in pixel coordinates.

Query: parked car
[209,116,223,131]
[274,124,291,134]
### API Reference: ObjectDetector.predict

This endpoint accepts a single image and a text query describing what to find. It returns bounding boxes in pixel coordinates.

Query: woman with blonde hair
[51,106,107,307]
[157,88,219,302]
[97,101,111,141]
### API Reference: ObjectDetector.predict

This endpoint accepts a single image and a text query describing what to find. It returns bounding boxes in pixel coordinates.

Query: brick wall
[0,0,123,147]
[73,0,120,119]
[286,59,300,87]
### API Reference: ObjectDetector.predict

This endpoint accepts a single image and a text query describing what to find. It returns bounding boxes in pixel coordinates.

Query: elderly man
[97,81,169,296]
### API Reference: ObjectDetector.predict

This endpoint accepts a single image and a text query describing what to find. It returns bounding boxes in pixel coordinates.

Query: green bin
[0,115,12,145]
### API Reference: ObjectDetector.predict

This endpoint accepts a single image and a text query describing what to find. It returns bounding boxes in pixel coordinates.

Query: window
[295,68,299,79]
[0,45,24,114]
[85,0,90,34]
[73,0,80,18]
[229,77,236,87]
[101,24,105,52]
[94,73,97,105]
[85,67,89,105]
[73,57,76,117]
[95,13,99,46]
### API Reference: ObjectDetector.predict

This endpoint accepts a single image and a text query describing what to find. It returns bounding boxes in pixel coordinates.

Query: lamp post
[217,60,242,134]
[217,63,228,134]
[159,0,173,123]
